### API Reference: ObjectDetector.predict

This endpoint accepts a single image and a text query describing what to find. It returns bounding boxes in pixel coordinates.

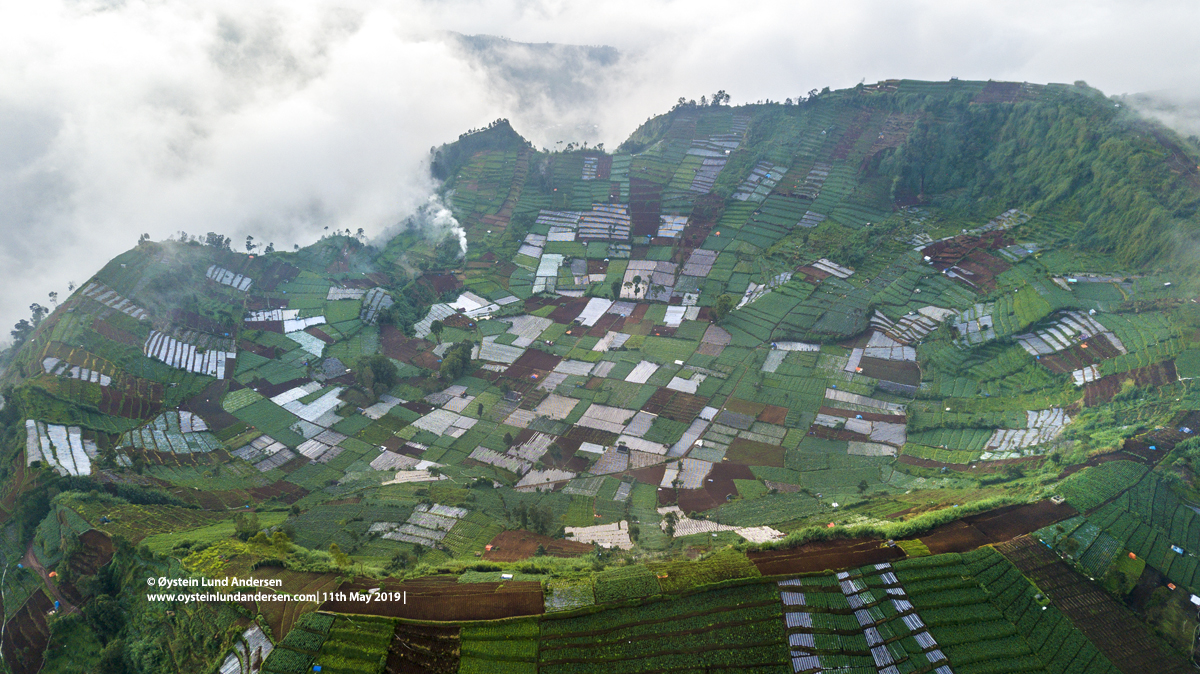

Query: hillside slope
[1,79,1199,673]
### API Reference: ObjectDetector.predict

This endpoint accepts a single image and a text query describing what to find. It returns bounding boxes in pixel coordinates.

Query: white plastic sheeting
[42,357,112,386]
[564,520,633,549]
[26,421,91,476]
[80,281,149,319]
[144,331,233,378]
[981,408,1071,460]
[577,404,637,434]
[1013,311,1126,356]
[575,298,614,327]
[624,361,659,384]
[1072,365,1100,386]
[206,265,252,291]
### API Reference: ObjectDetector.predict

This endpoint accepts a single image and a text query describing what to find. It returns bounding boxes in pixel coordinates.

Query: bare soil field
[322,576,544,621]
[483,529,594,561]
[918,501,1076,554]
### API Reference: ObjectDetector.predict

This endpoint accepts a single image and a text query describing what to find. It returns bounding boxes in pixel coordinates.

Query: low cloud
[1,0,1199,333]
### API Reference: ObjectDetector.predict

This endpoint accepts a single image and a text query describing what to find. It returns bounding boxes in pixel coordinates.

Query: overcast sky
[1,0,1198,335]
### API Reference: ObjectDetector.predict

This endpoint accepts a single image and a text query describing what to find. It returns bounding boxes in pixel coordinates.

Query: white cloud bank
[1,0,1198,331]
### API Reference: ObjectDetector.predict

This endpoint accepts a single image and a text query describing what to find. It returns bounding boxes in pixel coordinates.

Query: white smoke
[410,193,467,256]
[384,193,463,257]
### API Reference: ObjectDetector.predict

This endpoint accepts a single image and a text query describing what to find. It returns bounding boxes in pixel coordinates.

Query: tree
[355,354,400,397]
[234,512,260,541]
[1003,464,1025,481]
[245,235,256,253]
[430,320,445,342]
[1061,537,1081,557]
[515,501,528,529]
[29,303,47,327]
[529,505,554,535]
[711,294,736,322]
[624,275,644,299]
[439,340,475,381]
[433,232,465,268]
[271,530,291,554]
[504,432,514,447]
[9,319,33,344]
[84,594,125,645]
[329,542,351,567]
[611,280,621,298]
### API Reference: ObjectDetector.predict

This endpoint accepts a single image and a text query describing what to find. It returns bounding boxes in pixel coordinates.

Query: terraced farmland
[2,77,1200,671]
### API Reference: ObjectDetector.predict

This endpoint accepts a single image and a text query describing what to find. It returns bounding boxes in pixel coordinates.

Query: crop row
[1057,460,1148,511]
[540,582,779,636]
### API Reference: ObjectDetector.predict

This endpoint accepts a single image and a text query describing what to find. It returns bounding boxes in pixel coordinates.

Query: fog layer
[1,0,1198,332]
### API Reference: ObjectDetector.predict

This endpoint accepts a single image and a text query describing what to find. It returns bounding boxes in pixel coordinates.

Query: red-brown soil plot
[643,388,708,423]
[856,357,921,386]
[669,462,756,513]
[322,576,544,621]
[381,326,435,363]
[1,589,53,674]
[1084,361,1177,406]
[748,537,904,575]
[917,500,1076,554]
[483,530,593,562]
[251,568,341,639]
[1036,333,1123,374]
[386,623,461,674]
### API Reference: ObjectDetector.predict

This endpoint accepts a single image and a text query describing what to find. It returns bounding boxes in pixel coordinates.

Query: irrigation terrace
[4,78,1200,672]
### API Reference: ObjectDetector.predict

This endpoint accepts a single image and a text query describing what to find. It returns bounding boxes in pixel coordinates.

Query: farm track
[997,535,1194,674]
[21,543,75,617]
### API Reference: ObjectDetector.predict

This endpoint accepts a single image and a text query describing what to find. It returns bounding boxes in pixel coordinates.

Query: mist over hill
[5,0,1200,344]
[5,77,1200,672]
